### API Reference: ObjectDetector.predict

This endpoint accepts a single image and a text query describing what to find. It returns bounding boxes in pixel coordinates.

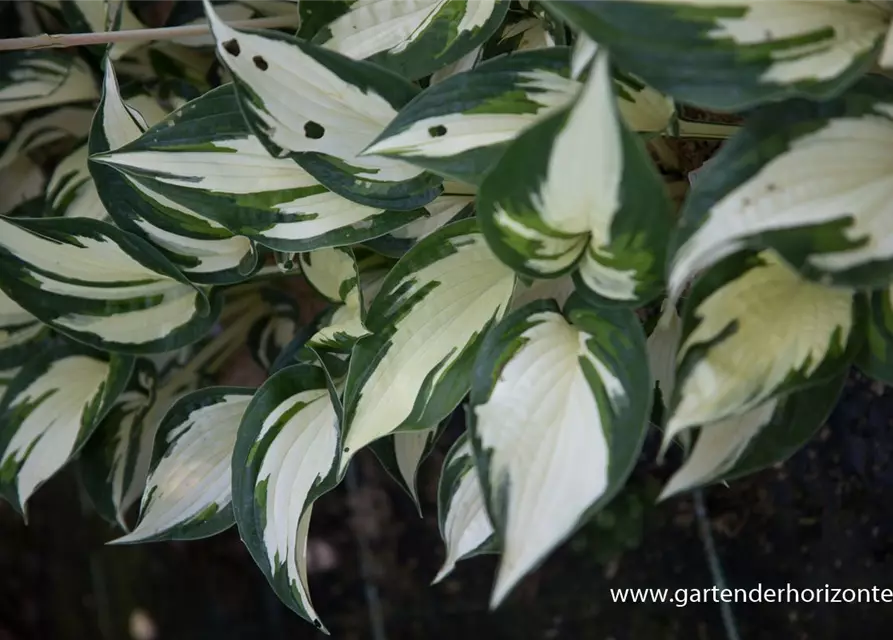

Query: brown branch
[0,15,298,52]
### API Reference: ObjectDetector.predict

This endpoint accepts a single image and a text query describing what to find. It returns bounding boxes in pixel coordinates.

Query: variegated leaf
[0,106,93,172]
[0,51,97,117]
[233,363,342,630]
[433,432,495,583]
[203,0,443,210]
[388,183,475,241]
[670,76,893,296]
[0,216,222,354]
[111,387,254,543]
[508,274,576,312]
[78,283,297,528]
[661,373,845,499]
[0,288,47,369]
[550,0,889,110]
[300,247,369,350]
[614,70,674,135]
[0,344,132,513]
[363,48,578,185]
[94,84,429,252]
[666,251,858,447]
[78,358,157,528]
[46,143,107,219]
[646,299,682,405]
[477,49,671,306]
[90,61,258,284]
[59,0,146,61]
[341,219,515,474]
[469,296,651,607]
[370,424,440,511]
[314,0,508,80]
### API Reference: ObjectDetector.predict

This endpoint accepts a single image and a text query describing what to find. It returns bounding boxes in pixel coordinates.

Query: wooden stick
[0,15,298,52]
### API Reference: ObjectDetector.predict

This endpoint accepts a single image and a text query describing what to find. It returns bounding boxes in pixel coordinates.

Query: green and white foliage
[59,0,146,60]
[469,296,651,607]
[665,251,858,447]
[90,61,258,284]
[477,48,671,306]
[371,424,440,511]
[313,0,509,80]
[46,142,105,219]
[94,84,427,252]
[433,432,495,583]
[5,1,893,632]
[341,220,516,473]
[112,387,254,543]
[364,48,578,185]
[0,344,132,513]
[299,248,369,350]
[0,51,97,117]
[233,363,342,629]
[204,0,444,210]
[661,373,846,499]
[0,289,46,369]
[0,106,93,171]
[550,0,891,111]
[78,358,157,528]
[670,76,893,296]
[0,216,221,354]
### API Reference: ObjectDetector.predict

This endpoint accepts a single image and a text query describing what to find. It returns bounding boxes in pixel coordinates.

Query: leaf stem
[0,15,298,52]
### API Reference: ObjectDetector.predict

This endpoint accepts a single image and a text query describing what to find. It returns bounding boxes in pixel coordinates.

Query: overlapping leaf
[858,287,893,384]
[661,373,846,499]
[340,219,516,474]
[299,247,369,350]
[0,106,93,172]
[203,0,443,210]
[0,289,47,368]
[0,51,97,117]
[477,49,671,306]
[469,296,651,607]
[549,0,889,111]
[670,76,893,296]
[233,363,342,630]
[78,358,157,527]
[90,61,258,284]
[0,216,222,354]
[371,424,440,511]
[111,387,254,543]
[0,344,132,513]
[314,0,508,80]
[665,251,858,447]
[363,47,577,185]
[433,432,495,583]
[95,84,427,252]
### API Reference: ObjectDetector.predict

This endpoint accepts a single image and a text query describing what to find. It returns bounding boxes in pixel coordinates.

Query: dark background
[2,369,892,640]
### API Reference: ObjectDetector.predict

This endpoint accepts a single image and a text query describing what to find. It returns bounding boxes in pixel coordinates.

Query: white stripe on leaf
[470,299,650,607]
[433,434,494,583]
[666,251,854,444]
[477,49,671,304]
[670,102,893,297]
[0,349,131,513]
[232,364,342,629]
[112,390,253,543]
[318,0,504,79]
[0,216,218,353]
[0,53,98,118]
[341,220,516,473]
[204,0,423,183]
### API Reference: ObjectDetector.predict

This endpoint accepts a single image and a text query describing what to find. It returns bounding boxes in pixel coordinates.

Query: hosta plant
[3,0,893,631]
